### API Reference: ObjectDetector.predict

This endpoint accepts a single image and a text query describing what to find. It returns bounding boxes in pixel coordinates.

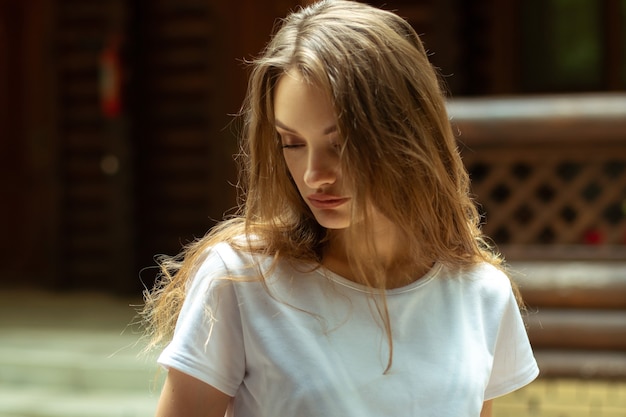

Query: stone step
[0,385,157,417]
[0,331,162,417]
[0,327,161,393]
[526,309,626,351]
[0,290,162,417]
[0,290,162,391]
[535,350,626,379]
[511,261,626,310]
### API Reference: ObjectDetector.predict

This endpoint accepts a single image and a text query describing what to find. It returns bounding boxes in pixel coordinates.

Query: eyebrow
[275,119,338,135]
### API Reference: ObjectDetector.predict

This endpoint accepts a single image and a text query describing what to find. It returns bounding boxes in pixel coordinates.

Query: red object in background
[99,35,122,118]
[583,229,604,245]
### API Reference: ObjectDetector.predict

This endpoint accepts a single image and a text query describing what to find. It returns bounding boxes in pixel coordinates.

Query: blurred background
[0,0,625,416]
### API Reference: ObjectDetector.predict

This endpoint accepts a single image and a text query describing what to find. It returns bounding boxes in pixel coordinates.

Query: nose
[304,148,339,189]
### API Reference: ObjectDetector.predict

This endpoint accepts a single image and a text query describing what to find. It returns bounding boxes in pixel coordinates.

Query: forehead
[273,71,336,134]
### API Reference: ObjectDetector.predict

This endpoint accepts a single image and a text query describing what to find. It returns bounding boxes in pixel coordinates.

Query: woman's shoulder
[465,261,509,281]
[441,261,514,300]
[193,238,260,272]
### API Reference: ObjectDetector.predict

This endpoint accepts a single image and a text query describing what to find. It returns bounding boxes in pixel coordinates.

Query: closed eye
[281,143,304,149]
[277,131,305,149]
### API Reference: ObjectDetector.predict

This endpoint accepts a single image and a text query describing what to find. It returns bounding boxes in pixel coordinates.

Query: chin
[313,213,351,230]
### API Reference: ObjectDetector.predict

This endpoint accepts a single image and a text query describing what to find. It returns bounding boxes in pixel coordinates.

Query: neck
[322,222,432,289]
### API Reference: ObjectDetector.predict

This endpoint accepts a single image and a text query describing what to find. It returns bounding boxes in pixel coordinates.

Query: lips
[307,194,350,209]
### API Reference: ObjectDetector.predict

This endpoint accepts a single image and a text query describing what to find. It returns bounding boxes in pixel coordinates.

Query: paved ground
[1,290,625,417]
[495,379,626,417]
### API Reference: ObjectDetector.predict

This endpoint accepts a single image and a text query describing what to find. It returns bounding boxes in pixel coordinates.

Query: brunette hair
[142,0,510,369]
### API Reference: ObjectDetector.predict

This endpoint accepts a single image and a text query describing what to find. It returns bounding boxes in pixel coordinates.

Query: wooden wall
[0,0,307,293]
[0,0,58,289]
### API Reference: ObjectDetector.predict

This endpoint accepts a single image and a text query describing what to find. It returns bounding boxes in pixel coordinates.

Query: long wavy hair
[142,0,511,370]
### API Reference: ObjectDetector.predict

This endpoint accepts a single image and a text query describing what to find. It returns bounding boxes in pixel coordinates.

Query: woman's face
[273,71,351,230]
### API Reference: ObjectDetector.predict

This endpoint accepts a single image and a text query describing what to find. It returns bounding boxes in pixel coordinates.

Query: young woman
[142,1,539,416]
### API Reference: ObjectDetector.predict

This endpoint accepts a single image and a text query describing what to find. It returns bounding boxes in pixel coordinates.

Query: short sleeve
[484,285,539,400]
[157,249,246,396]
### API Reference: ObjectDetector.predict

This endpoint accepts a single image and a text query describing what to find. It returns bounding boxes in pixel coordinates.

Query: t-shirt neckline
[314,262,442,295]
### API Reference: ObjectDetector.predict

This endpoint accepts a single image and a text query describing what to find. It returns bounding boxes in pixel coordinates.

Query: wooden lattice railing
[448,94,626,378]
[448,94,626,261]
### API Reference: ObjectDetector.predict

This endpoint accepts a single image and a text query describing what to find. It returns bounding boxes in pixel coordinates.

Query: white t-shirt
[159,243,539,417]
